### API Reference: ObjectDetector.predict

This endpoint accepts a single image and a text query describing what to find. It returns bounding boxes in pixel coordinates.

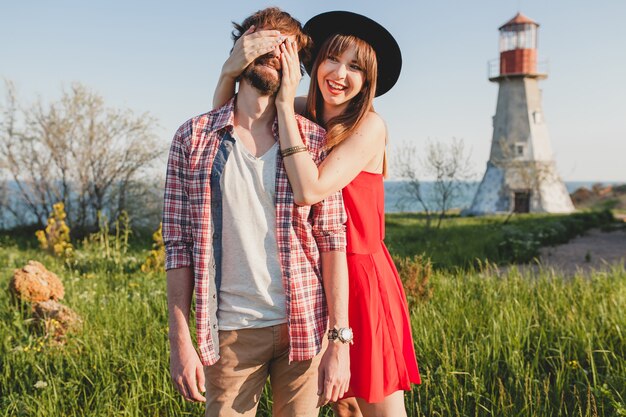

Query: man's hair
[232,7,312,68]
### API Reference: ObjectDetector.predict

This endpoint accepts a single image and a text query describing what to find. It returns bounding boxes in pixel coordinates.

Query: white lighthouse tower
[468,13,574,215]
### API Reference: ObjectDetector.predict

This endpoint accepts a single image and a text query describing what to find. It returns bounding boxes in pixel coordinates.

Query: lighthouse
[467,13,574,215]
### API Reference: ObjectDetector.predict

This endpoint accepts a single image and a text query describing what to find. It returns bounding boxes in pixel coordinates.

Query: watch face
[339,328,353,342]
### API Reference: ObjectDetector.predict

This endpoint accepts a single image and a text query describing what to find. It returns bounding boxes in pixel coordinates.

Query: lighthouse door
[514,191,531,213]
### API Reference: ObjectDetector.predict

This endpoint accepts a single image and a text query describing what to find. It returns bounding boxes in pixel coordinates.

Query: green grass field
[385,210,616,269]
[1,212,625,416]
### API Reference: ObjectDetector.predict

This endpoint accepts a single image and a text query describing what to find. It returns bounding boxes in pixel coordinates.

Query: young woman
[214,11,420,417]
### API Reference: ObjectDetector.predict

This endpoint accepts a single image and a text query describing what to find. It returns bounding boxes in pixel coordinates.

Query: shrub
[497,210,616,263]
[498,226,539,263]
[394,254,433,305]
[141,223,165,273]
[35,202,73,259]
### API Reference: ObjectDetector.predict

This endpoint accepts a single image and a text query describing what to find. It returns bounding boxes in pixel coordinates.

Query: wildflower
[141,223,165,273]
[567,360,580,369]
[35,202,74,259]
[34,380,48,389]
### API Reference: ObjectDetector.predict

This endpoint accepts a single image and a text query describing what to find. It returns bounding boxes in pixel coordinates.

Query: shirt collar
[213,95,281,141]
[212,97,236,133]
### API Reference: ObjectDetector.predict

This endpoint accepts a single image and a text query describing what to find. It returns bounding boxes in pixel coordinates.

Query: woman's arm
[212,26,283,109]
[276,41,386,205]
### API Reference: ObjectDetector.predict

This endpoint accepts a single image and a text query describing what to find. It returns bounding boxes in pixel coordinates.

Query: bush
[498,226,540,263]
[35,202,73,259]
[141,223,165,273]
[394,254,433,305]
[497,210,616,263]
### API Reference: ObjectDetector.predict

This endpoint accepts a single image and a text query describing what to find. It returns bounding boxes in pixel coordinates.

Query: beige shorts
[204,323,324,417]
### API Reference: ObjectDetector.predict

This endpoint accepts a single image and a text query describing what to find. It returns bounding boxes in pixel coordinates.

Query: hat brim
[303,11,402,97]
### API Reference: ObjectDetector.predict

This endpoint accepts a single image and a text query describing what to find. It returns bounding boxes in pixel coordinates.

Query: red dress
[341,171,421,403]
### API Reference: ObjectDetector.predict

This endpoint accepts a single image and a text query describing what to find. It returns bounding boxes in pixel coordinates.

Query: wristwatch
[328,327,354,345]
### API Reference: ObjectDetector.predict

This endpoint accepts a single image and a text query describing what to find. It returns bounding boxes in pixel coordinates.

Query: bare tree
[0,177,10,229]
[0,82,54,225]
[393,138,474,228]
[0,81,166,231]
[423,138,474,227]
[393,141,433,222]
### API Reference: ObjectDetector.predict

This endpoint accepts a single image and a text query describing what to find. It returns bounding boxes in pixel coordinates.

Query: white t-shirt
[217,137,287,330]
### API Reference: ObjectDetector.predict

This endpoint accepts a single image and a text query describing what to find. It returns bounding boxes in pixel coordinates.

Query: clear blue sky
[2,0,625,181]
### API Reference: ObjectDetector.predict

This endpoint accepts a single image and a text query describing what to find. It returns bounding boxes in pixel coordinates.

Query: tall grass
[0,239,193,417]
[1,212,625,416]
[405,265,626,416]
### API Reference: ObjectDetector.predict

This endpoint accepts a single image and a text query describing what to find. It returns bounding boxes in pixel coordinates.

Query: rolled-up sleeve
[304,122,347,252]
[311,190,347,252]
[163,121,193,270]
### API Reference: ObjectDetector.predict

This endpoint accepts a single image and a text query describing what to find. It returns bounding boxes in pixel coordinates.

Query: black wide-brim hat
[303,11,402,97]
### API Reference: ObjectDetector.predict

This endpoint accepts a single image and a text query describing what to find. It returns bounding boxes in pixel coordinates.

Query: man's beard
[241,54,281,96]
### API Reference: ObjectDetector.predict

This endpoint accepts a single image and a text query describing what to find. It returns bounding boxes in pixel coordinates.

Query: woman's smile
[326,79,348,94]
[317,45,364,109]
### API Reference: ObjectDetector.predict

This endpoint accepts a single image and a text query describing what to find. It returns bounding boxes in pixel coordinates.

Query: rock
[33,300,82,340]
[9,261,65,303]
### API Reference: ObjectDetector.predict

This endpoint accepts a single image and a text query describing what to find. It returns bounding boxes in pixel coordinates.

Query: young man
[163,8,351,417]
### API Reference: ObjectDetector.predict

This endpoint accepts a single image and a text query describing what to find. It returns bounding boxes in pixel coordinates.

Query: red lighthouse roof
[499,12,539,29]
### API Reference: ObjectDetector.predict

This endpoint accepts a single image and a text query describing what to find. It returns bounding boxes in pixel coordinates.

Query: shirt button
[212,324,217,329]
[213,232,219,239]
[212,294,216,299]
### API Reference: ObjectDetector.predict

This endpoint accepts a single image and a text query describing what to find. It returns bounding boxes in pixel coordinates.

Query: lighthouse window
[533,111,543,124]
[515,143,525,157]
[500,24,536,51]
[501,30,515,51]
[517,30,526,49]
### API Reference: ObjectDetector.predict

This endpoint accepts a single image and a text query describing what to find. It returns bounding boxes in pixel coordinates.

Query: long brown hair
[305,34,378,150]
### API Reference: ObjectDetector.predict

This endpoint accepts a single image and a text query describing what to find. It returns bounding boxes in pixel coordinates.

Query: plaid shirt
[163,98,346,366]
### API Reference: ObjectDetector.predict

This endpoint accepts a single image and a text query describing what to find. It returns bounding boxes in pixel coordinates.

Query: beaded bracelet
[281,145,308,158]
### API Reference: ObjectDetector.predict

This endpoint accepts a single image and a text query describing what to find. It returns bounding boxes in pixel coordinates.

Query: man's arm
[162,122,204,402]
[317,251,351,407]
[167,267,206,403]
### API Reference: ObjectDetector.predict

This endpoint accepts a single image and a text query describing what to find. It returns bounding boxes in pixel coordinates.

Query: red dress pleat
[341,171,421,403]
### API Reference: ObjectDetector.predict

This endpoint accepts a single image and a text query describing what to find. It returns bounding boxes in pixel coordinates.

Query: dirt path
[537,228,626,275]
